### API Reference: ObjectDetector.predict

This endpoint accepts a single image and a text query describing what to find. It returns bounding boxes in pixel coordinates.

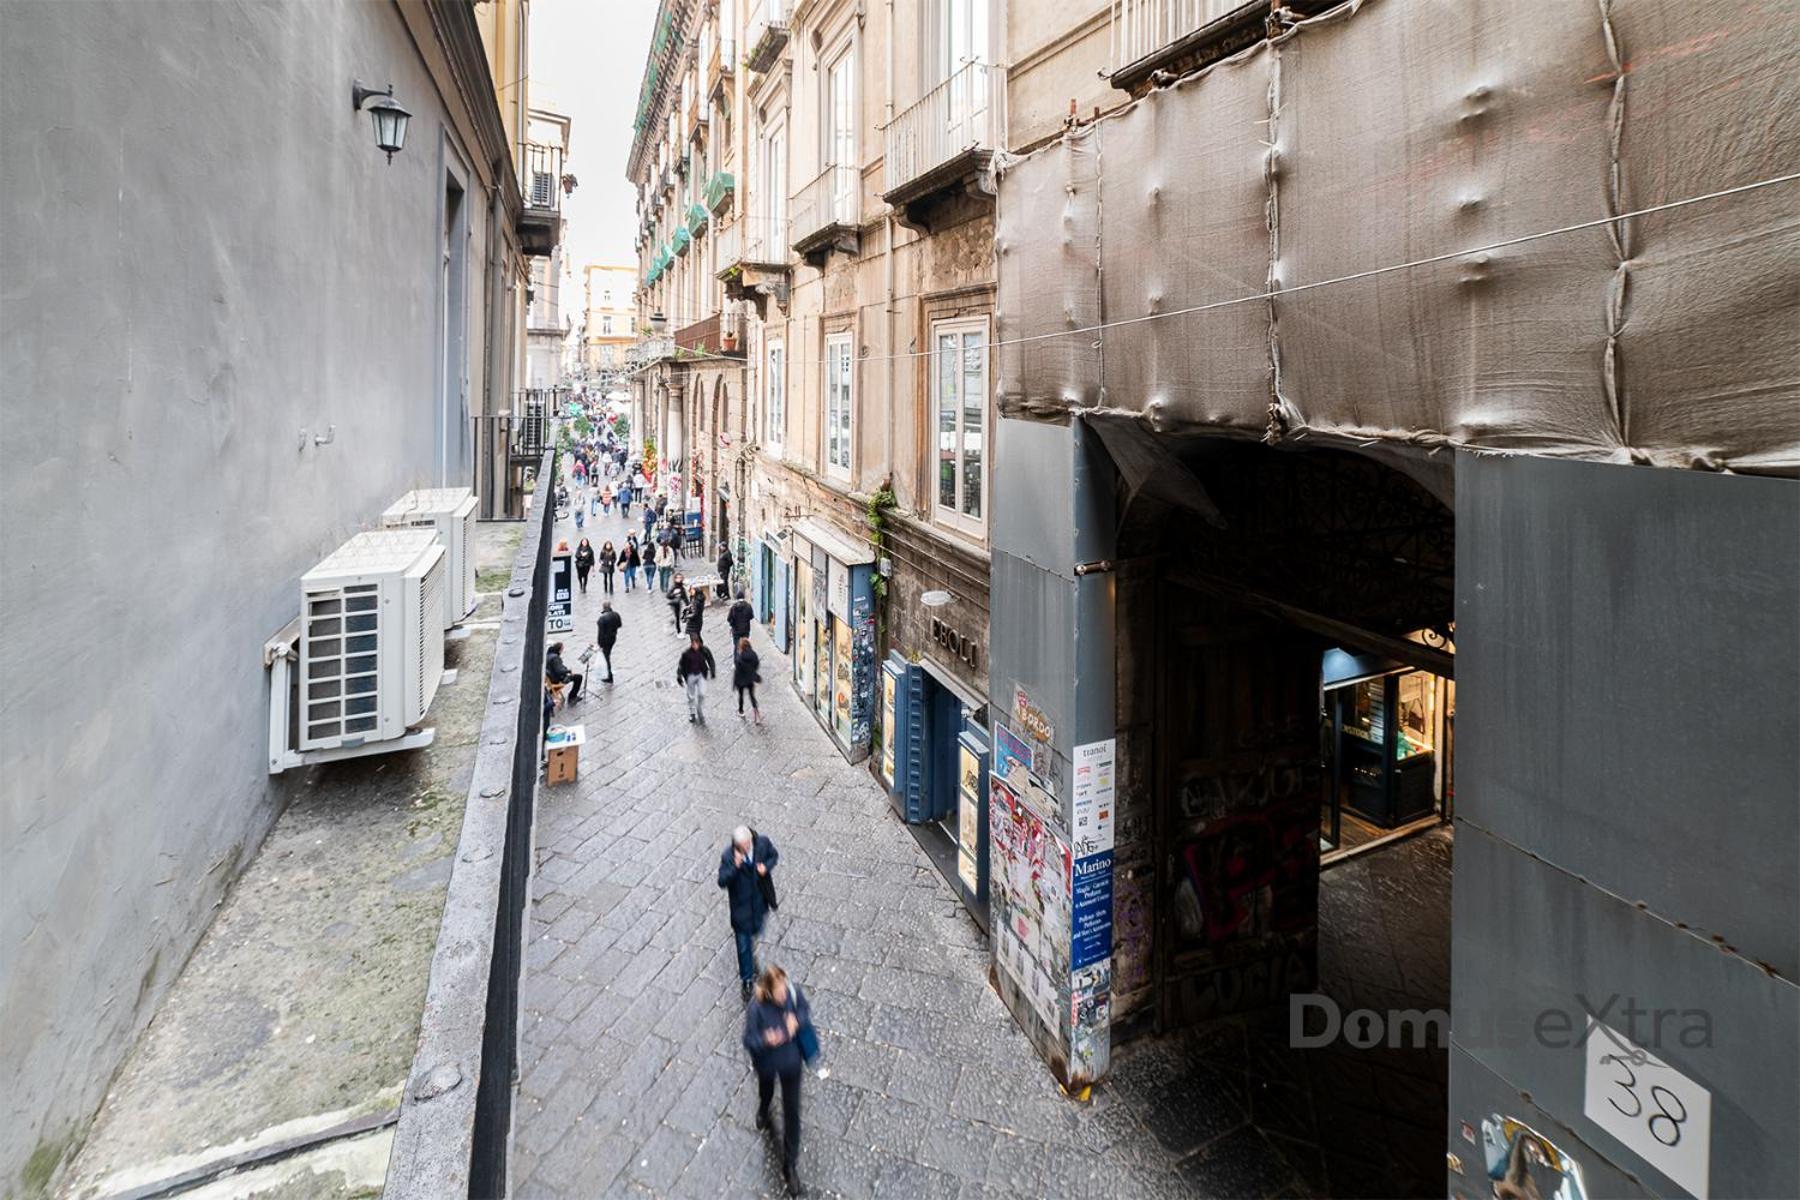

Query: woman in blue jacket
[743,965,814,1196]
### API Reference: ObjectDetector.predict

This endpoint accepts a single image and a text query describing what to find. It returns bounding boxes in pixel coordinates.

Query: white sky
[530,0,657,275]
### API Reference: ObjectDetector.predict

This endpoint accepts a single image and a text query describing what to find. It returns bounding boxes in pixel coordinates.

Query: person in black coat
[734,637,762,723]
[667,575,688,633]
[718,827,780,996]
[597,540,616,594]
[683,586,707,638]
[545,641,581,705]
[716,546,735,598]
[595,602,621,683]
[574,538,595,594]
[727,589,755,642]
[677,634,716,724]
[742,965,814,1195]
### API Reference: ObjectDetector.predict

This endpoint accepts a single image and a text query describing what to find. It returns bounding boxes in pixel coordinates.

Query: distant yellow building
[582,264,638,376]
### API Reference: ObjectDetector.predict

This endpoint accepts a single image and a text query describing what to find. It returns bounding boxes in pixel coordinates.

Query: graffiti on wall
[1170,790,1319,952]
[849,586,875,750]
[1111,864,1154,1003]
[1164,759,1321,1024]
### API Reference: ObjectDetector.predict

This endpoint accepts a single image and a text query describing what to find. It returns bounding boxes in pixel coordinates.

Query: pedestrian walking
[716,544,735,599]
[573,493,586,530]
[734,637,762,723]
[670,520,686,562]
[684,586,707,639]
[617,480,633,518]
[743,964,814,1196]
[641,504,657,541]
[574,537,595,594]
[598,540,617,594]
[641,536,658,592]
[600,484,615,515]
[677,633,716,724]
[546,641,582,706]
[595,602,621,683]
[718,827,780,995]
[667,574,688,633]
[620,537,640,593]
[728,589,755,643]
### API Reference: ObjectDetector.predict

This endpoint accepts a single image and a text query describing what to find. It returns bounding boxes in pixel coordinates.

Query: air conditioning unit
[297,529,446,753]
[381,487,478,628]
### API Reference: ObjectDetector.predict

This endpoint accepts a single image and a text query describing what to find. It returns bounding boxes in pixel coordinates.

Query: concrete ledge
[384,445,556,1199]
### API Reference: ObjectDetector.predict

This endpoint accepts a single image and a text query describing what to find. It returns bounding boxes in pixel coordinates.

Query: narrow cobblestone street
[511,499,1299,1199]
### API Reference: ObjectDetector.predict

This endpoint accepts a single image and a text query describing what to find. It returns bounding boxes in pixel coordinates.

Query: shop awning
[790,517,874,565]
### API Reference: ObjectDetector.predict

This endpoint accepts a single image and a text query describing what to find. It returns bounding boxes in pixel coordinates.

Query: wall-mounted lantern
[352,79,411,164]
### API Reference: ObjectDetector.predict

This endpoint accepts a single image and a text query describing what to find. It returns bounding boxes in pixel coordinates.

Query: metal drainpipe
[884,0,898,511]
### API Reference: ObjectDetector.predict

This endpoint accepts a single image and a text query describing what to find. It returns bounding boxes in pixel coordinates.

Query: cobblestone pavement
[512,493,1446,1198]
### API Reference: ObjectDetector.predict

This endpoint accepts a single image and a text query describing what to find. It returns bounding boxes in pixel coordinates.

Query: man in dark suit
[717,826,780,1000]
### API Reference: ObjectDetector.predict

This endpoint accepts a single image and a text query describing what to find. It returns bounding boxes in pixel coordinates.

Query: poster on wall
[1070,850,1114,971]
[1071,738,1116,858]
[994,723,1033,794]
[828,558,850,620]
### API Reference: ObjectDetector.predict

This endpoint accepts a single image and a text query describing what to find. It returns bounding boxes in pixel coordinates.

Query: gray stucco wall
[1450,455,1799,1198]
[0,2,496,1190]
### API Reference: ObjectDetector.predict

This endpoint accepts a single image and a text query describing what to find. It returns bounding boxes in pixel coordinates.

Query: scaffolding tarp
[994,0,1800,474]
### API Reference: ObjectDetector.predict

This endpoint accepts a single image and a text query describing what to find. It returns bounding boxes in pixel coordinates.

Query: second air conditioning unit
[382,487,479,629]
[298,529,446,752]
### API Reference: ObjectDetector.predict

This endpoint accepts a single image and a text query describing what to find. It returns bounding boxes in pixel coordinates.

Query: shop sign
[880,670,897,786]
[548,547,574,633]
[1071,738,1116,858]
[930,616,980,670]
[1071,851,1113,971]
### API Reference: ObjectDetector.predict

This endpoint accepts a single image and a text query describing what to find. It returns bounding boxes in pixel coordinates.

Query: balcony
[631,334,676,365]
[790,164,860,265]
[674,310,746,358]
[687,201,710,236]
[673,224,692,256]
[882,61,1004,233]
[518,142,564,257]
[704,170,735,215]
[715,214,791,315]
[744,0,790,73]
[707,34,734,104]
[1107,0,1327,92]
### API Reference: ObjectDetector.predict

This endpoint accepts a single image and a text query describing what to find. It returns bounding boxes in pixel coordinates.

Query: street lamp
[352,80,411,164]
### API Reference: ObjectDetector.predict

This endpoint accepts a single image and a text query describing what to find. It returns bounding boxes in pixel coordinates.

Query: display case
[1338,671,1438,828]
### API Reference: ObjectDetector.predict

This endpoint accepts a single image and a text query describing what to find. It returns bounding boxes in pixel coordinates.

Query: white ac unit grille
[303,584,381,745]
[460,506,477,619]
[415,553,446,719]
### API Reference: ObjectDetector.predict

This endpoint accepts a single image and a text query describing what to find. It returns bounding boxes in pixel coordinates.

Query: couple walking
[719,826,816,1195]
[673,591,761,724]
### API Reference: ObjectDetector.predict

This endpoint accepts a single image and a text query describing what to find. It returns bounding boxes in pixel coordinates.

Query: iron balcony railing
[745,0,790,72]
[884,61,1004,196]
[715,214,790,274]
[1110,0,1251,75]
[631,334,676,364]
[790,164,857,250]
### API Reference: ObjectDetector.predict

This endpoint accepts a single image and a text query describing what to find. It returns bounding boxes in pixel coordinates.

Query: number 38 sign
[1583,1018,1712,1198]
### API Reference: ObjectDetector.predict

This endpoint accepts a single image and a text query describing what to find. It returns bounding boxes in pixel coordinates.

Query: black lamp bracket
[352,79,395,111]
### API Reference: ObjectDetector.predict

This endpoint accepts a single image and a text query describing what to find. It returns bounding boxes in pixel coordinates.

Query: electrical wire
[621,169,1800,377]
